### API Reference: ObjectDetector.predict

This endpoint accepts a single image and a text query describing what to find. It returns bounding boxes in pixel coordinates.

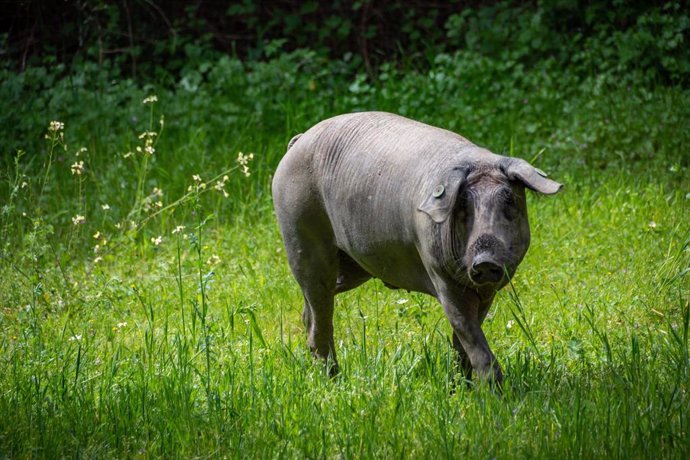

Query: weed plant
[0,47,688,458]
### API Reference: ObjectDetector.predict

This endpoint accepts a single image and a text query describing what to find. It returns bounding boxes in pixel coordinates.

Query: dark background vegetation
[4,0,690,82]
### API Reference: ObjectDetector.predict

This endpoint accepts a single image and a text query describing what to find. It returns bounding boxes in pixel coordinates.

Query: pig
[272,112,562,385]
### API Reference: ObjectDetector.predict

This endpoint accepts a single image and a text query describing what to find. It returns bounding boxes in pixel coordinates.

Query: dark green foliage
[446,1,690,85]
[3,1,689,85]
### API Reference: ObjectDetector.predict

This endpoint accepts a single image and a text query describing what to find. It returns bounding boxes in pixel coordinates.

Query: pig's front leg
[437,282,503,386]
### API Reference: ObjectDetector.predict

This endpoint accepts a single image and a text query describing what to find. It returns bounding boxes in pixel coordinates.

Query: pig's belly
[336,238,435,296]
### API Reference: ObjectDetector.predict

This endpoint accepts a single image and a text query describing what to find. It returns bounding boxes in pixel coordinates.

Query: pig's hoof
[327,361,340,379]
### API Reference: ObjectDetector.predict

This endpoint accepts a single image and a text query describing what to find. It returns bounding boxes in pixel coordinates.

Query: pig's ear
[502,158,563,195]
[417,168,467,223]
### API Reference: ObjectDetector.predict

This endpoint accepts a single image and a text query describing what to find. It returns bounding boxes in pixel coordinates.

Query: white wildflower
[236,152,254,177]
[72,215,86,225]
[143,95,158,104]
[70,161,85,175]
[138,131,157,140]
[151,235,163,246]
[237,152,254,165]
[48,121,64,133]
[190,174,206,190]
[172,225,186,235]
[214,175,230,197]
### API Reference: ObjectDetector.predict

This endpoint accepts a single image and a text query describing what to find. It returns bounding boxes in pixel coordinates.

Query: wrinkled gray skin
[272,112,562,385]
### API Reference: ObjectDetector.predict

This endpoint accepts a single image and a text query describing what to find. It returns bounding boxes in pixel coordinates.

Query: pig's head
[419,156,562,291]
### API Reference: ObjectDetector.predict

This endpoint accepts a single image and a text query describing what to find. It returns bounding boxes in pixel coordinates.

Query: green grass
[0,51,689,457]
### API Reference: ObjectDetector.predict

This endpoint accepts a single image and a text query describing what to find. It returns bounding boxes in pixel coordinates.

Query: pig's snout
[468,234,506,285]
[470,253,504,285]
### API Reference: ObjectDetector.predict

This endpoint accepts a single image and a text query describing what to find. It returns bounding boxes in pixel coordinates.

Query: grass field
[1,50,689,457]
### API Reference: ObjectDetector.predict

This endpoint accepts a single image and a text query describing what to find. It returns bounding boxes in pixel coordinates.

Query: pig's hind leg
[276,205,341,376]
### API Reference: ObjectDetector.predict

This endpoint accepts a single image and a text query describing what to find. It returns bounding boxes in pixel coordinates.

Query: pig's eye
[501,192,518,221]
[453,190,472,221]
[503,206,518,221]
